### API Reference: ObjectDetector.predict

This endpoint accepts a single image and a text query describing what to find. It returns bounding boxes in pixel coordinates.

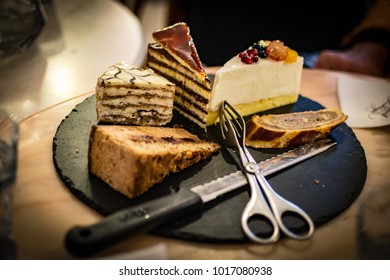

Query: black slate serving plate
[53,94,367,242]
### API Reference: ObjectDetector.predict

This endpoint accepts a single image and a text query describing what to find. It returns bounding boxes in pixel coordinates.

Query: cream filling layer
[174,93,207,119]
[97,106,172,116]
[98,115,172,126]
[97,94,173,109]
[174,106,205,128]
[148,49,211,100]
[97,86,174,99]
[209,56,303,112]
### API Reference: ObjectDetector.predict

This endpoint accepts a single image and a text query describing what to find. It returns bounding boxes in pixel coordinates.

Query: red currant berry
[241,56,253,64]
[238,52,247,58]
[247,48,258,57]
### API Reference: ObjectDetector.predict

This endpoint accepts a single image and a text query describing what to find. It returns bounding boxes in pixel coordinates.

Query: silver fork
[219,100,315,243]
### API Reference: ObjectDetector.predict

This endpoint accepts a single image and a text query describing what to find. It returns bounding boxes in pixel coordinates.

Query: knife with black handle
[65,140,335,257]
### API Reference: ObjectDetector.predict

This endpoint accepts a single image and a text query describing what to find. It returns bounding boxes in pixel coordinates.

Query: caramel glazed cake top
[96,62,175,126]
[152,22,207,79]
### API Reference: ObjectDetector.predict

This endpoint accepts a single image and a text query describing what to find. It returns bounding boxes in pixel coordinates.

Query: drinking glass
[0,109,19,259]
[0,0,46,56]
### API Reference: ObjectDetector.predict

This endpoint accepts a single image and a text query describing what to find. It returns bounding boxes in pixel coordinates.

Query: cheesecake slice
[207,40,304,125]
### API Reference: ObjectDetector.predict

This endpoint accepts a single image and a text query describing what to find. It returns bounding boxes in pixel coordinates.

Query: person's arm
[314,0,390,77]
[314,41,388,76]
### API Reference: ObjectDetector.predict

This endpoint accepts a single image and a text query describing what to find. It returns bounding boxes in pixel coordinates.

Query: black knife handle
[65,188,202,257]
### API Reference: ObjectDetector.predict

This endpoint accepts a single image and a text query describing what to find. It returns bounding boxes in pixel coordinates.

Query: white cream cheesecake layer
[208,56,304,112]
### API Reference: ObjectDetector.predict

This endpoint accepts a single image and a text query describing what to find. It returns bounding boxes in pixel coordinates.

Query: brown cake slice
[88,125,220,198]
[147,22,212,128]
[245,109,348,148]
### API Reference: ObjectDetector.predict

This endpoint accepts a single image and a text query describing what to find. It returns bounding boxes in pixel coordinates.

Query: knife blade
[65,139,336,257]
[192,139,336,203]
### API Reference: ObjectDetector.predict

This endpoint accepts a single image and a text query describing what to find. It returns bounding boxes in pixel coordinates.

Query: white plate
[337,74,390,128]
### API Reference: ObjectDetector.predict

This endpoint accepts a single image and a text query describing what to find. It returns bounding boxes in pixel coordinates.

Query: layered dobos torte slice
[88,125,220,198]
[96,62,175,126]
[245,108,348,148]
[147,22,212,128]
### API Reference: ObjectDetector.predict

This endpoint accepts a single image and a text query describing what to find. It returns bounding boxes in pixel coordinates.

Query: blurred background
[121,0,169,43]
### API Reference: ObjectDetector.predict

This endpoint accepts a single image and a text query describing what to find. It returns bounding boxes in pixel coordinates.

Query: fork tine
[225,102,245,130]
[219,101,240,148]
[231,115,244,139]
[222,108,234,136]
[219,104,228,140]
[221,101,246,144]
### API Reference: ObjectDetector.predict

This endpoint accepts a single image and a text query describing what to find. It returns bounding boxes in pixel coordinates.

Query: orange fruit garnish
[266,40,288,61]
[285,48,298,63]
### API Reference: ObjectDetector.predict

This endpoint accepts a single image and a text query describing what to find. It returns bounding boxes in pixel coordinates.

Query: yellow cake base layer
[206,93,298,126]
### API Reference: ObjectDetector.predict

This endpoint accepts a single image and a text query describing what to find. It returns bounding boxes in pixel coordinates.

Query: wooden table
[13,68,390,259]
[0,0,144,121]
